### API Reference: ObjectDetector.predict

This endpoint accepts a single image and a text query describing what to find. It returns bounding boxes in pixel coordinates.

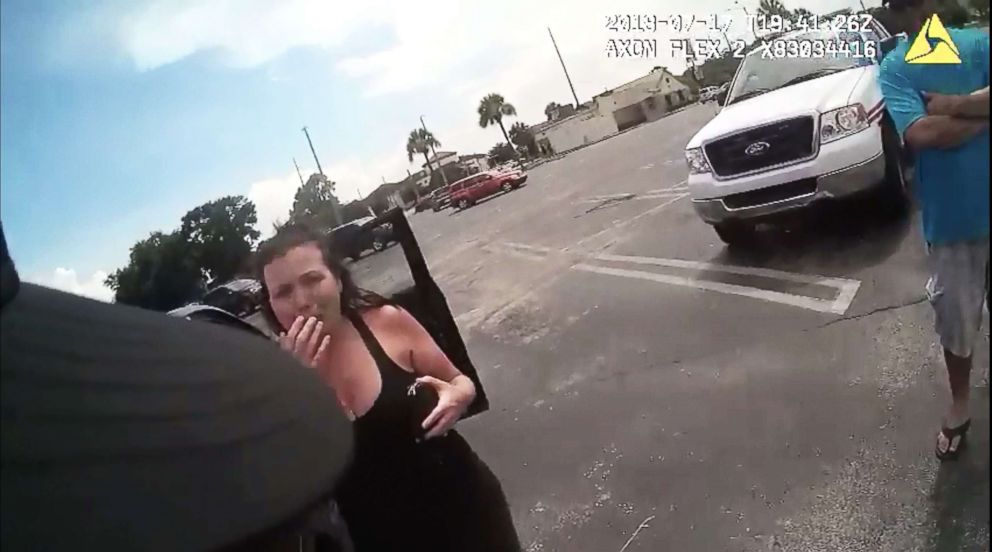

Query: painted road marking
[573,263,844,313]
[576,193,636,204]
[576,194,689,247]
[497,242,862,315]
[646,179,688,194]
[575,179,688,205]
[575,192,684,205]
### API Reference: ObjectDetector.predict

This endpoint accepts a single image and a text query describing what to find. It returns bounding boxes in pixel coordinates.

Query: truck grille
[722,178,817,210]
[704,117,816,178]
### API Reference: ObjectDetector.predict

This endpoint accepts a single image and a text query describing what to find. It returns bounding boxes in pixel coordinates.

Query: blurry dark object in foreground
[363,208,489,419]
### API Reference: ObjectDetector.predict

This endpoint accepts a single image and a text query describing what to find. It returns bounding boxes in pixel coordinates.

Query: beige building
[532,111,619,155]
[593,66,695,131]
[534,67,696,154]
[458,153,489,174]
[421,151,459,173]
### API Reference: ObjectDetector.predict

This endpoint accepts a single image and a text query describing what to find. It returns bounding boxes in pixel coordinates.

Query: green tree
[487,142,516,167]
[105,231,205,311]
[406,128,441,177]
[758,0,792,20]
[790,7,814,22]
[477,93,518,147]
[179,195,261,285]
[508,121,539,157]
[289,173,342,230]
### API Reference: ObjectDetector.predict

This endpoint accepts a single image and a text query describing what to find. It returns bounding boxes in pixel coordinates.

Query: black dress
[334,312,521,552]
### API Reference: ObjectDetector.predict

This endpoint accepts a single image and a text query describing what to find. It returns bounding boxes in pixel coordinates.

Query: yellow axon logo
[906,14,961,64]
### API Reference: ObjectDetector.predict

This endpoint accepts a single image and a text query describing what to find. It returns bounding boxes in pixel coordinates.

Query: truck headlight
[685,148,712,175]
[819,105,869,144]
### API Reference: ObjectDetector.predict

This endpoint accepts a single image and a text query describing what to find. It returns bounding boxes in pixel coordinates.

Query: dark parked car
[167,303,270,337]
[327,216,396,261]
[431,187,452,212]
[200,278,263,317]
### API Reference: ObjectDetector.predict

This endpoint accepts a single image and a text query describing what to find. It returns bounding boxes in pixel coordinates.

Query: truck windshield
[726,30,877,105]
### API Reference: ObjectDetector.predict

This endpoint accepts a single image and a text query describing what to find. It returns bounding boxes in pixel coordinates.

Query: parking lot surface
[352,104,989,552]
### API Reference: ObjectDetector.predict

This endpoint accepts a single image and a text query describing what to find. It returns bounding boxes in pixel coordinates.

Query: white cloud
[247,170,300,237]
[115,0,863,227]
[118,0,382,71]
[29,268,115,302]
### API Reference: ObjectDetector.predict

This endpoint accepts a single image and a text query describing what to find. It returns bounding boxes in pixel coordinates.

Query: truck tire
[458,199,471,210]
[372,238,385,252]
[713,222,755,246]
[878,121,910,216]
[502,181,513,193]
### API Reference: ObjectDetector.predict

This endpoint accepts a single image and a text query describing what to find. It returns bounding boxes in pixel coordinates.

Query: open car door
[349,208,489,419]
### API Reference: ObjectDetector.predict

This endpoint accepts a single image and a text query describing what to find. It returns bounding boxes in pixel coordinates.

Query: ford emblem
[744,141,770,156]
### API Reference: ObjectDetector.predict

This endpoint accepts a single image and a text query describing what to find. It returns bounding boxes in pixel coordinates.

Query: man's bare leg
[938,348,972,454]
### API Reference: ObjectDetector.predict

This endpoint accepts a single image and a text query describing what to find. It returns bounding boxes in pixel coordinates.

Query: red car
[449,170,527,210]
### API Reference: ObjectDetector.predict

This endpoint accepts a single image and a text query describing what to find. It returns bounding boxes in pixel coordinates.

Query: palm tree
[405,128,441,176]
[790,7,814,23]
[758,0,792,19]
[477,93,517,146]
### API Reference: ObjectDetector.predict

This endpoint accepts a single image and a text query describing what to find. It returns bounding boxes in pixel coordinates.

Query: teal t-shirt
[878,28,990,245]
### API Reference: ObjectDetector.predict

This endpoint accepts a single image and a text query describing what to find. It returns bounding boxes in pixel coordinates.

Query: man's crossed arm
[905,87,989,150]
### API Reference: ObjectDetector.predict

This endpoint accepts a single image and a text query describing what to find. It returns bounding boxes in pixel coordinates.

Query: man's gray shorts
[926,238,990,358]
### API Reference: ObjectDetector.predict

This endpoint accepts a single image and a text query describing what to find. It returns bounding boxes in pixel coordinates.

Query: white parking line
[645,179,688,194]
[573,263,844,313]
[498,242,862,315]
[575,194,689,247]
[576,193,637,204]
[575,192,685,205]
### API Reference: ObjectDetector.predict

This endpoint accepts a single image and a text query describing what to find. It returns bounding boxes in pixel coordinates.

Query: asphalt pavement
[351,103,989,552]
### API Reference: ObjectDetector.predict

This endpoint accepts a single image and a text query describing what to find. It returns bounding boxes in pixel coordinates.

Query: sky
[0,0,864,302]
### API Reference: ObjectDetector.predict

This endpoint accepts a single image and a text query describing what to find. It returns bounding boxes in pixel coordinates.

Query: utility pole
[292,157,305,187]
[301,126,324,176]
[548,27,581,109]
[300,126,341,227]
[420,116,449,186]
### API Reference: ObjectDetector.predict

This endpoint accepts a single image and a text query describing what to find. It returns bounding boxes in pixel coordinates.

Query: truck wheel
[502,181,513,193]
[878,121,910,216]
[459,199,471,210]
[372,239,385,252]
[713,222,755,246]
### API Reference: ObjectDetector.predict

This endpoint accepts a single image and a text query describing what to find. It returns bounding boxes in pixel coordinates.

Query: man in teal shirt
[878,0,989,461]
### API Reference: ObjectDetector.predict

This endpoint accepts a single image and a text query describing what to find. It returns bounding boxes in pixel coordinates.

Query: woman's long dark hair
[254,223,389,334]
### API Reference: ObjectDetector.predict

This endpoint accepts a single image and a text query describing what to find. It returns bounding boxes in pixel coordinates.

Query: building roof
[424,151,457,165]
[595,66,677,99]
[458,153,487,161]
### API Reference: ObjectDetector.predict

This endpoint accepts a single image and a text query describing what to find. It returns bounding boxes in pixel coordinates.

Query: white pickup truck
[684,23,910,244]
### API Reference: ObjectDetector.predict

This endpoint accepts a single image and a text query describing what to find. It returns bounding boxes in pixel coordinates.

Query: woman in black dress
[254,224,520,552]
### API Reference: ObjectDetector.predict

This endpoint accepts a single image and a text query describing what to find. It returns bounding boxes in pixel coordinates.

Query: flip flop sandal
[935,419,971,461]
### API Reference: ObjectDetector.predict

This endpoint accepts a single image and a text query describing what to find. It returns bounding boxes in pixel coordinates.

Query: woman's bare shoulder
[362,305,417,332]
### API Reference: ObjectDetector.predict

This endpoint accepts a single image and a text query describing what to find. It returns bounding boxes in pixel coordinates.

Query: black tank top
[334,310,521,552]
